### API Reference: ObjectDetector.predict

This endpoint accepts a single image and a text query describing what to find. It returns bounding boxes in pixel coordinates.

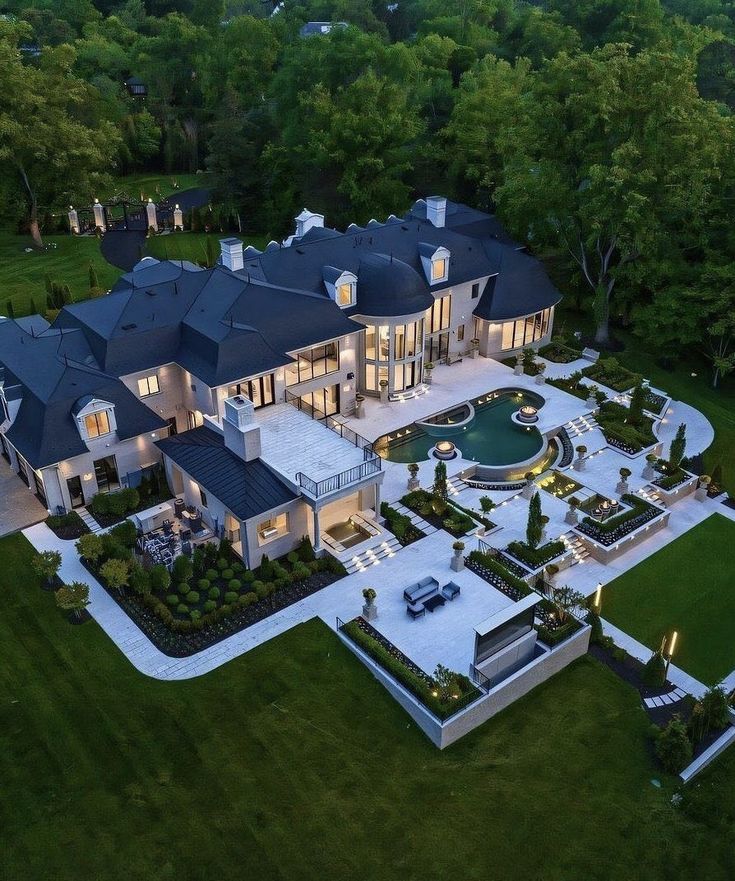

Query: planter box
[652,473,697,506]
[575,509,670,563]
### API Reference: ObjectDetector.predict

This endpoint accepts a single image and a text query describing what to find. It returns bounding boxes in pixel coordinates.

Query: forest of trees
[1,0,735,374]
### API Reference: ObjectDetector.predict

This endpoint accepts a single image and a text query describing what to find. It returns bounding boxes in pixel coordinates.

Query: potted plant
[643,452,657,480]
[534,360,547,385]
[379,378,389,403]
[514,353,524,375]
[407,462,420,491]
[574,445,587,471]
[617,466,632,495]
[451,540,465,572]
[545,563,560,594]
[423,362,434,385]
[539,514,550,544]
[565,496,580,525]
[470,338,480,358]
[695,474,711,501]
[585,384,598,408]
[362,587,378,621]
[354,392,365,419]
[522,471,536,499]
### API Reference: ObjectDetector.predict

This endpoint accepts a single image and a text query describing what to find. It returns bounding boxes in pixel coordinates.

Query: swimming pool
[375,390,549,467]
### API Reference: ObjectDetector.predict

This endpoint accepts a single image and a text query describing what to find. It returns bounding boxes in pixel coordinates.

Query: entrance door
[426,333,449,363]
[66,476,84,509]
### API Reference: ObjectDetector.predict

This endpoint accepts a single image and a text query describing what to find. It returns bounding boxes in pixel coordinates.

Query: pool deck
[342,356,591,443]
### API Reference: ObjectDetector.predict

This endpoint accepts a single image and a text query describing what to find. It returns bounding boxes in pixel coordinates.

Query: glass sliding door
[93,455,120,493]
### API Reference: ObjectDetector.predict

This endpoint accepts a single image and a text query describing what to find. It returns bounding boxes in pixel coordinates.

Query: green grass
[603,514,735,684]
[0,233,119,318]
[3,531,735,880]
[144,231,271,266]
[99,172,211,203]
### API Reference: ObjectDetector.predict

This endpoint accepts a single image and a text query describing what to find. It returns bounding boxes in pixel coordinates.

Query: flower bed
[576,494,661,546]
[506,540,566,570]
[340,617,481,720]
[45,511,89,540]
[643,390,667,416]
[401,489,477,537]
[538,341,582,363]
[80,529,346,656]
[581,359,642,392]
[465,551,532,600]
[380,502,425,546]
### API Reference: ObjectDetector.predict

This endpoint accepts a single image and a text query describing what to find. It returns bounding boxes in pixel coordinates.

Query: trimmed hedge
[506,540,566,569]
[341,620,480,720]
[466,551,533,597]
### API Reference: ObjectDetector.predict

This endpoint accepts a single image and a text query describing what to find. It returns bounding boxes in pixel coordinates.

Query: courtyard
[2,531,735,881]
[602,514,735,685]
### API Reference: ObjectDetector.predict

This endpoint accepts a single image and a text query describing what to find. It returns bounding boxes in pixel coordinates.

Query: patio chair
[441,582,461,601]
[406,602,425,619]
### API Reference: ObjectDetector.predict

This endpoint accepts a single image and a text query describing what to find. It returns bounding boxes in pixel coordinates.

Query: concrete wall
[576,512,670,564]
[338,623,591,749]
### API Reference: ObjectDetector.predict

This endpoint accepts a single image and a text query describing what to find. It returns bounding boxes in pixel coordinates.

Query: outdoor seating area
[404,575,461,618]
[134,499,214,570]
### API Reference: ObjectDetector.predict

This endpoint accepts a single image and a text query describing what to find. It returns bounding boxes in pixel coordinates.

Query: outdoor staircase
[388,383,429,403]
[78,506,105,535]
[561,531,589,566]
[391,501,438,537]
[344,536,402,574]
[563,414,599,438]
[643,687,688,709]
[638,485,663,505]
[447,475,469,497]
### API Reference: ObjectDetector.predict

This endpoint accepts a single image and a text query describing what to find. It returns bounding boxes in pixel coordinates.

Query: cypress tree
[669,423,687,469]
[526,491,543,549]
[433,460,448,501]
[89,262,99,291]
[6,299,14,318]
[628,382,645,426]
[30,297,38,315]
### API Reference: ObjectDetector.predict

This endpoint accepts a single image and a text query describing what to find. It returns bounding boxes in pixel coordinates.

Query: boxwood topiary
[238,593,258,607]
[231,561,243,573]
[176,603,188,614]
[190,609,201,621]
[287,551,299,564]
[221,568,234,580]
[205,569,218,582]
[242,570,255,583]
[217,558,229,570]
[228,579,241,591]
[186,590,200,604]
[197,578,210,592]
[166,594,179,606]
[178,581,192,595]
[203,599,217,613]
[208,586,220,600]
[224,591,238,603]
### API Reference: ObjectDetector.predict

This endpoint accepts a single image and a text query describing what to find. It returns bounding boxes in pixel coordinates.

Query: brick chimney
[220,238,244,272]
[426,196,446,228]
[223,394,261,462]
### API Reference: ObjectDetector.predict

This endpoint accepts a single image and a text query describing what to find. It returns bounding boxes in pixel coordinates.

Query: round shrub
[255,581,269,600]
[231,561,243,573]
[308,560,320,572]
[242,570,255,583]
[238,593,258,607]
[252,579,264,592]
[228,579,241,591]
[208,586,220,600]
[178,581,192,595]
[655,718,692,773]
[291,562,310,581]
[197,578,211,592]
[186,590,200,604]
[217,558,229,571]
[221,568,234,581]
[176,603,188,614]
[273,578,288,591]
[205,569,218,582]
[224,591,238,604]
[166,594,179,606]
[190,609,201,621]
[287,551,299,565]
[203,599,217,613]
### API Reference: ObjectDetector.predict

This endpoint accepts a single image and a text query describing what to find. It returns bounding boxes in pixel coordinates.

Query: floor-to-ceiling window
[228,374,275,409]
[362,319,423,395]
[93,455,120,493]
[425,294,451,363]
[285,342,340,385]
[500,308,552,351]
[300,384,340,416]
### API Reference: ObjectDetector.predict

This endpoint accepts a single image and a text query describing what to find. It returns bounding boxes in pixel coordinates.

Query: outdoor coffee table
[423,594,446,613]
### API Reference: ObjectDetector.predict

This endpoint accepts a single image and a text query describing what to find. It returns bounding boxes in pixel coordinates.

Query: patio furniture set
[404,576,461,619]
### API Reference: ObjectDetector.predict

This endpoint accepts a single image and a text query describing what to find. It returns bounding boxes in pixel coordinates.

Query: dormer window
[431,258,447,282]
[337,281,355,307]
[84,411,111,439]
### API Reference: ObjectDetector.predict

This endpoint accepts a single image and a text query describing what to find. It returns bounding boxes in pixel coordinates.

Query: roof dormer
[73,396,116,442]
[322,266,357,309]
[419,243,450,286]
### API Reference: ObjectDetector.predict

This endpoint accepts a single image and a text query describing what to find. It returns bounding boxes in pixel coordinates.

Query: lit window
[84,411,110,439]
[257,512,289,545]
[337,282,354,307]
[137,374,160,397]
[431,259,446,282]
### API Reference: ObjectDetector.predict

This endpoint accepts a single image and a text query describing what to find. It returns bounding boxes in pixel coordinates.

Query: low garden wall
[653,474,698,507]
[576,510,670,564]
[337,623,591,749]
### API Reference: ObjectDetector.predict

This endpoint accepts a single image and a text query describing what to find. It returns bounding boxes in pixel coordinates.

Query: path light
[665,631,678,675]
[593,583,603,612]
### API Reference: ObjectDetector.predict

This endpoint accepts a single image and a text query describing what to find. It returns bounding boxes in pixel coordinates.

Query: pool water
[377,391,545,465]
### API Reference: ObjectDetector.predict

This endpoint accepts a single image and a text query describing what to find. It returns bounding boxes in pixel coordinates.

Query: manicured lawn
[144,231,271,265]
[3,532,735,879]
[0,233,119,318]
[99,172,211,202]
[603,514,735,684]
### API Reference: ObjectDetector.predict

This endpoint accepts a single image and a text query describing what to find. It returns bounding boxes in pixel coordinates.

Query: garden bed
[80,528,346,656]
[535,601,583,646]
[652,467,690,491]
[546,375,592,401]
[340,617,481,720]
[45,511,89,540]
[401,489,477,537]
[505,539,566,570]
[643,390,668,416]
[581,358,642,392]
[500,357,544,376]
[576,494,661,546]
[538,341,582,363]
[380,502,425,546]
[596,401,657,453]
[465,550,533,600]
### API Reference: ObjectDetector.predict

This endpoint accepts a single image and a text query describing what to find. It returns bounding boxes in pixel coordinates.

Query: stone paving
[0,457,47,537]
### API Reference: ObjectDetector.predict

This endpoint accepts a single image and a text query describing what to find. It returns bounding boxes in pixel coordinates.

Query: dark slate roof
[156,427,296,520]
[472,247,561,321]
[349,253,433,317]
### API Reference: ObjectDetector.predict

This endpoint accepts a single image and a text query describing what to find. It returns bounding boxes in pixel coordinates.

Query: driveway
[0,457,47,537]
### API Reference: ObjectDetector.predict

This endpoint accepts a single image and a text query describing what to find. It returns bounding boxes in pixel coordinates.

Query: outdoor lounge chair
[406,602,425,619]
[441,581,461,601]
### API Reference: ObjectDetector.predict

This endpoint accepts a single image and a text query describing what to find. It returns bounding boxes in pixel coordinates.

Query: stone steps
[344,537,402,574]
[388,383,429,403]
[564,414,598,438]
[392,502,438,536]
[561,531,589,566]
[78,506,105,535]
[643,687,688,708]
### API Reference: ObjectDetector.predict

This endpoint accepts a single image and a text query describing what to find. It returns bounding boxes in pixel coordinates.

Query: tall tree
[0,24,120,246]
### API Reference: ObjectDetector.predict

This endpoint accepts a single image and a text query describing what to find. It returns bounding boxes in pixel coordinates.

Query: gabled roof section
[156,426,297,521]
